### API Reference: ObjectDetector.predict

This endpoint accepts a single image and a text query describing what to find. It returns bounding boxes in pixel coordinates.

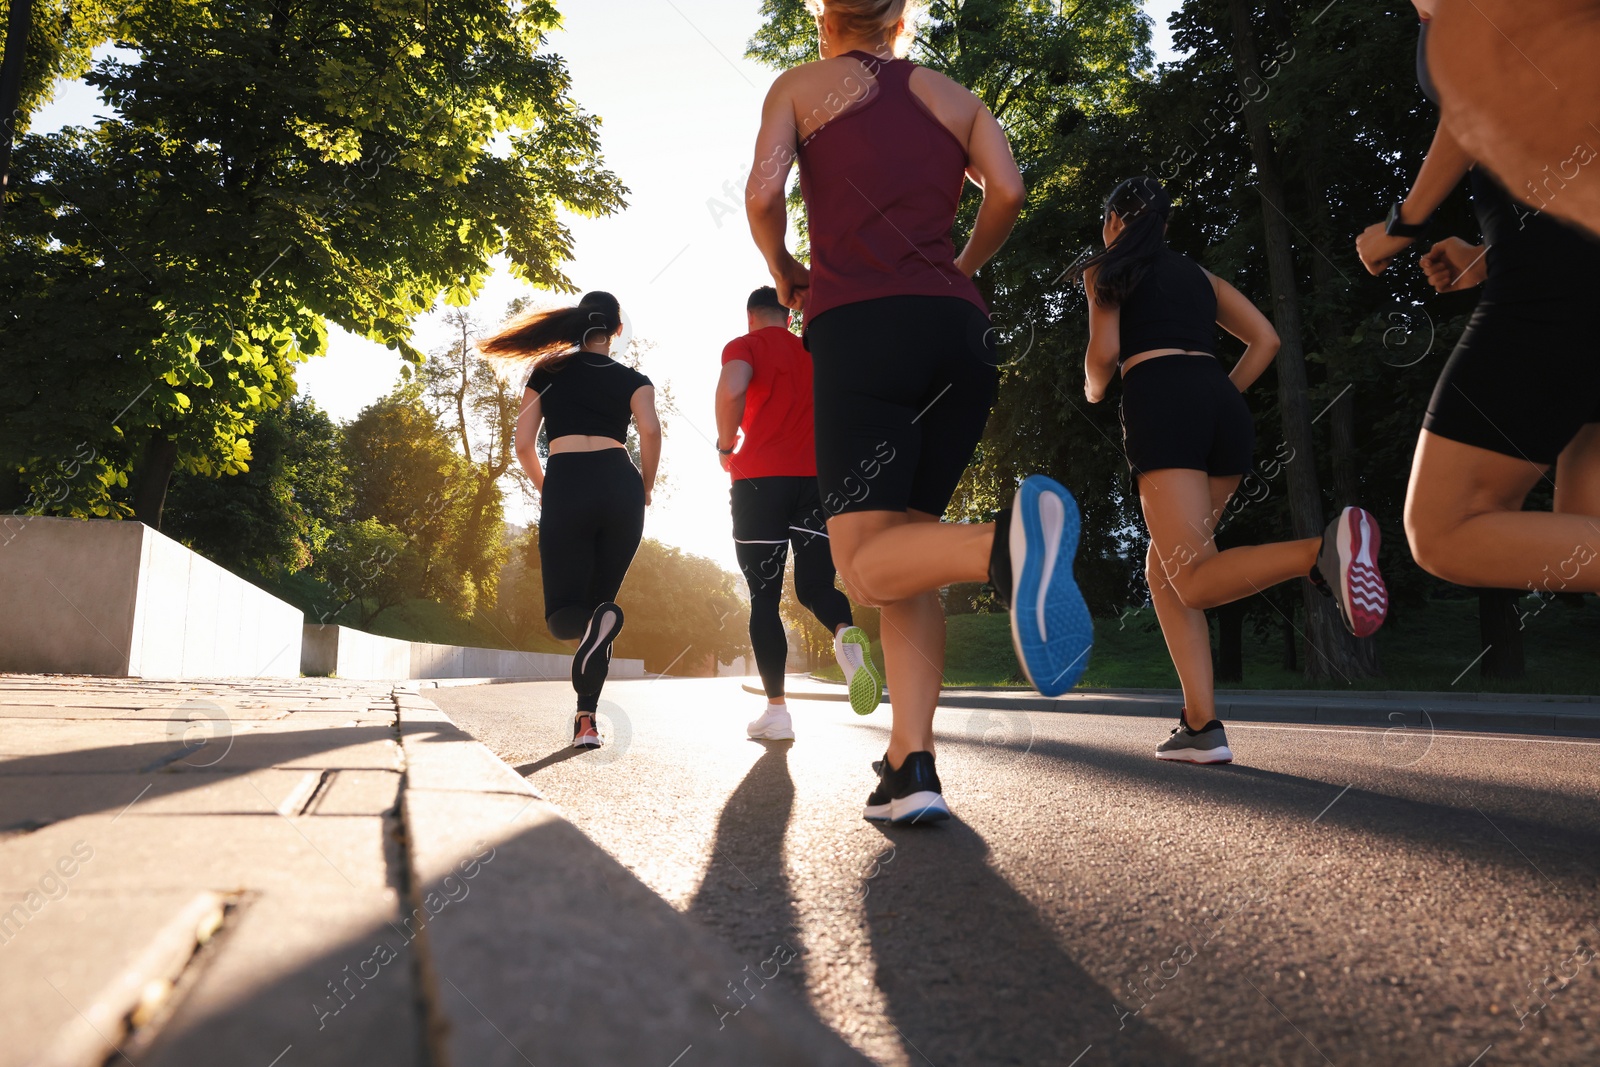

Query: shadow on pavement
[865,819,1199,1066]
[515,745,590,776]
[837,720,1600,892]
[932,730,1600,886]
[686,741,824,1030]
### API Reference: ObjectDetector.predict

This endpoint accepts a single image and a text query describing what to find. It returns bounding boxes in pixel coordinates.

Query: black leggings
[540,449,645,705]
[732,476,853,698]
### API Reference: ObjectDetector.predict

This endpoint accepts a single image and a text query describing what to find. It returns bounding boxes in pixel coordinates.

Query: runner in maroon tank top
[746,0,1094,824]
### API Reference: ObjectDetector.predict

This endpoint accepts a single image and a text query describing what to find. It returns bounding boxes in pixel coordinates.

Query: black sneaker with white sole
[1154,715,1233,764]
[573,602,624,695]
[863,751,950,824]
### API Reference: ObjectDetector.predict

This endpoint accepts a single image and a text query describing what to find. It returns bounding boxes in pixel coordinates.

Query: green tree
[0,0,121,214]
[615,540,749,674]
[341,382,491,620]
[419,305,522,612]
[315,516,414,628]
[163,395,350,578]
[1,0,625,524]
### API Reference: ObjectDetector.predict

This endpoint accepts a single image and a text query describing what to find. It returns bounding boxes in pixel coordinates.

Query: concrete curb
[751,682,1600,738]
[390,690,869,1066]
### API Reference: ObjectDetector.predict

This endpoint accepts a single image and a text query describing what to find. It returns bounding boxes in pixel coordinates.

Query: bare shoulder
[787,55,882,139]
[906,65,982,140]
[908,65,979,108]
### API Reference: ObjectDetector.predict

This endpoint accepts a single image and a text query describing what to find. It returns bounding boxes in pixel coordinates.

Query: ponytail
[477,291,623,377]
[1067,177,1173,308]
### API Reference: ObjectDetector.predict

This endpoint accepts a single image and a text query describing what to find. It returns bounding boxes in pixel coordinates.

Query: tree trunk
[0,0,32,217]
[1226,0,1367,682]
[133,432,179,528]
[1477,588,1526,681]
[0,466,22,511]
[1215,601,1245,683]
[1274,0,1378,678]
[1282,591,1299,671]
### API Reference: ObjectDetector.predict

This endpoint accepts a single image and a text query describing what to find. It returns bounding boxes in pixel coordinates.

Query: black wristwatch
[1384,202,1430,239]
[716,443,735,456]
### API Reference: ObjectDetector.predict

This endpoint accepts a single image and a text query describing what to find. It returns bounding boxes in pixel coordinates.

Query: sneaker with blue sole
[863,751,950,824]
[1007,475,1093,697]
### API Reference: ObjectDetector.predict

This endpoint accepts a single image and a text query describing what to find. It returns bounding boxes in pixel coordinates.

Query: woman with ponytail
[746,0,1095,825]
[1077,177,1389,764]
[480,291,660,748]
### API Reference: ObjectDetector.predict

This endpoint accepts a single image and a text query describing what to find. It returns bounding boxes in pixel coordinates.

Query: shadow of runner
[515,745,589,775]
[866,820,1198,1067]
[686,742,824,1033]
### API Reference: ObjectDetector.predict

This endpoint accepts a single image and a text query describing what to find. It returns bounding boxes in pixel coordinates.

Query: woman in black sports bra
[1078,177,1389,765]
[1356,4,1600,606]
[478,291,660,748]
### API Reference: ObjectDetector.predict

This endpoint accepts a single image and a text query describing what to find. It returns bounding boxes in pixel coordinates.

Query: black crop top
[1117,250,1217,362]
[527,354,652,444]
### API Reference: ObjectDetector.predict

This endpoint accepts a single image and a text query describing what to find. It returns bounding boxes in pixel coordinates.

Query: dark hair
[747,286,786,314]
[1067,177,1173,308]
[477,291,623,374]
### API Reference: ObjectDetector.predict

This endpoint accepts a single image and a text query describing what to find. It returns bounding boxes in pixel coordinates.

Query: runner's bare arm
[1209,271,1280,392]
[515,387,546,492]
[953,101,1024,278]
[747,73,808,310]
[1357,120,1474,275]
[631,385,661,506]
[715,361,753,457]
[1082,266,1119,403]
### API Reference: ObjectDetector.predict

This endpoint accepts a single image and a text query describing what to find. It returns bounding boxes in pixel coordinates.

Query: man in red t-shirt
[715,287,881,739]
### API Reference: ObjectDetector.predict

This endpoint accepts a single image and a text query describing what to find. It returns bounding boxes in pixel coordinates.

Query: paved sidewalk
[0,674,863,1067]
[755,677,1600,736]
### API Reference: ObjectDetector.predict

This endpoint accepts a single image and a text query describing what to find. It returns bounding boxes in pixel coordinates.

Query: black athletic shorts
[1423,302,1600,466]
[1120,354,1254,479]
[730,475,828,542]
[807,295,998,517]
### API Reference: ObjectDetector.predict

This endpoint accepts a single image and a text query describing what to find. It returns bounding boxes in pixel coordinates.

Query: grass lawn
[811,596,1600,695]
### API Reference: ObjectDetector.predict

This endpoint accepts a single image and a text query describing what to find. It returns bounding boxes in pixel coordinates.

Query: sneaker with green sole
[834,626,883,715]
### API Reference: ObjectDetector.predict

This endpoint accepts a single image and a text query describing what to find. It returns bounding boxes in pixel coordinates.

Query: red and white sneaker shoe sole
[1337,507,1388,638]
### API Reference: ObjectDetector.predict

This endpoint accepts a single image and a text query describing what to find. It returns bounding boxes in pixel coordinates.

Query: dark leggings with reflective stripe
[736,529,852,699]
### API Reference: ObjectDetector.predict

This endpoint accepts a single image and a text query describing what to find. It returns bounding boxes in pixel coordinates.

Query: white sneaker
[746,704,795,741]
[833,626,884,715]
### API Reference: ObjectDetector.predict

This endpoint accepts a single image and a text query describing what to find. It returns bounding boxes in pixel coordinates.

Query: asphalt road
[432,676,1600,1067]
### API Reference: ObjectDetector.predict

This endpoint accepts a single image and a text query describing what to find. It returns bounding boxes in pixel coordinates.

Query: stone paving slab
[0,769,329,826]
[402,778,870,1066]
[1,673,874,1066]
[1,890,226,1067]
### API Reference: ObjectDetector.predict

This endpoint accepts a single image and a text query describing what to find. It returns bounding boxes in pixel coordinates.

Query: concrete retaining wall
[301,626,646,682]
[302,624,413,680]
[0,516,645,684]
[0,516,302,678]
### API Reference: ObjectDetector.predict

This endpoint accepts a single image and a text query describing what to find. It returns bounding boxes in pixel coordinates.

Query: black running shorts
[1120,354,1254,479]
[1423,303,1600,466]
[730,475,828,542]
[806,295,998,517]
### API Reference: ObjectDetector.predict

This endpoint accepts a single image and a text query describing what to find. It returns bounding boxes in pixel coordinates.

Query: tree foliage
[1,0,625,523]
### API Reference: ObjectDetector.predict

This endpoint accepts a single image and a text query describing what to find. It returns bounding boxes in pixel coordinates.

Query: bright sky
[31,0,1183,575]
